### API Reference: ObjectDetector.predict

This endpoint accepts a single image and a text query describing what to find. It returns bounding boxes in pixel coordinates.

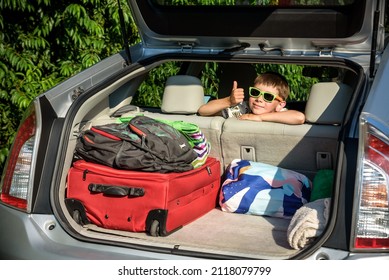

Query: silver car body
[1,0,389,260]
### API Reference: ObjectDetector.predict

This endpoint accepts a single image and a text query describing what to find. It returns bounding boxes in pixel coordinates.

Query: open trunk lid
[127,0,385,56]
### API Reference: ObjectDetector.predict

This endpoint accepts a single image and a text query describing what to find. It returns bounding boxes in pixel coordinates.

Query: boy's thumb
[232,80,238,90]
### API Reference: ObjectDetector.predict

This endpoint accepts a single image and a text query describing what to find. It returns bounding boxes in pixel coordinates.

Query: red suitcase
[65,157,220,236]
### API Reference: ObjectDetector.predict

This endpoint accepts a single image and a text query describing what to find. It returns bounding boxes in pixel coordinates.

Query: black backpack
[75,116,198,173]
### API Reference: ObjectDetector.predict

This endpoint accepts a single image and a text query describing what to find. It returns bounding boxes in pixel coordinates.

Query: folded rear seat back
[221,81,353,179]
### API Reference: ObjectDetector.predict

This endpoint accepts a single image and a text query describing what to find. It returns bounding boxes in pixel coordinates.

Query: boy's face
[248,83,286,115]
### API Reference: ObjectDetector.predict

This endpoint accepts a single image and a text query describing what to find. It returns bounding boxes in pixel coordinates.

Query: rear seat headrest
[161,75,204,114]
[305,82,352,125]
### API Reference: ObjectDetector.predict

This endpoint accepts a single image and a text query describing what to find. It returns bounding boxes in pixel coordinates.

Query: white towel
[287,198,331,250]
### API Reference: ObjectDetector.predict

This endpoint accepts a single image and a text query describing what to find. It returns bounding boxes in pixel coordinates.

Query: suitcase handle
[88,184,145,197]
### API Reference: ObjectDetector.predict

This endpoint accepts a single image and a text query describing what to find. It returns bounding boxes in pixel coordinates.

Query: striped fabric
[156,119,211,169]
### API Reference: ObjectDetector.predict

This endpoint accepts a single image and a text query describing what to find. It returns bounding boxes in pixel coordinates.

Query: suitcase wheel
[72,209,84,226]
[150,220,160,237]
[65,198,90,226]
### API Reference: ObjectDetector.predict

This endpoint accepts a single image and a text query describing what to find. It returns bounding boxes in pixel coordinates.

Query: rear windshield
[142,0,364,39]
[153,0,355,7]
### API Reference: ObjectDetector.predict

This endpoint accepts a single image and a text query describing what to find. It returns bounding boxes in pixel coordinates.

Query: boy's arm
[239,110,305,125]
[197,97,231,116]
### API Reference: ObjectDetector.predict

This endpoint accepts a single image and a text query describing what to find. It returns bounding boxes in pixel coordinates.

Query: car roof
[128,0,385,55]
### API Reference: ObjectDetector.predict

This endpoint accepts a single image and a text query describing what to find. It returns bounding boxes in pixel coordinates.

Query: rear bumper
[2,203,388,260]
[0,203,188,260]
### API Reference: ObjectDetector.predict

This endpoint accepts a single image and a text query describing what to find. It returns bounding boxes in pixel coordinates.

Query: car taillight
[353,118,389,250]
[0,104,38,212]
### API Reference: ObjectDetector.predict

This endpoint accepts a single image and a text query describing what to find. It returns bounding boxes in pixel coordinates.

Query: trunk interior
[58,60,361,259]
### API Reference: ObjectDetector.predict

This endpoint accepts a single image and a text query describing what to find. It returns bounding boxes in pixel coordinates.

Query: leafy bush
[0,0,137,172]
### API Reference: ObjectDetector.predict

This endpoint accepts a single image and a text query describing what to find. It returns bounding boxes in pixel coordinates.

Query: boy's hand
[229,81,245,106]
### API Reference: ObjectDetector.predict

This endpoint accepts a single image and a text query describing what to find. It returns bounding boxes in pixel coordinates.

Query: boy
[197,72,305,125]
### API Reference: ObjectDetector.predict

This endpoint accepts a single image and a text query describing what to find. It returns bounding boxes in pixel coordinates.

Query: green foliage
[201,62,220,97]
[0,0,138,172]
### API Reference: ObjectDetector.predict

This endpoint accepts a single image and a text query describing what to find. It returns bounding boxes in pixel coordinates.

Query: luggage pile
[65,116,220,236]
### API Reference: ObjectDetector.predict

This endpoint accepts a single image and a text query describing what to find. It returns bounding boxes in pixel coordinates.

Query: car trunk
[55,54,365,259]
[53,0,385,259]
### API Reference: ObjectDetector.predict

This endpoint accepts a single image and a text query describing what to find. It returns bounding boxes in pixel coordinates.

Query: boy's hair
[253,72,290,100]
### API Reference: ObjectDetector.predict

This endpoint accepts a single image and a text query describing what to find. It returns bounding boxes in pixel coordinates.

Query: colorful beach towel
[220,159,312,219]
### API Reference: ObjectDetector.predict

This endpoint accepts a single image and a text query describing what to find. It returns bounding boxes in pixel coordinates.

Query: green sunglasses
[248,87,284,103]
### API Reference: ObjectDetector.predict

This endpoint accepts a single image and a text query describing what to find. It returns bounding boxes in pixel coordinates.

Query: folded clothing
[219,159,312,219]
[287,198,331,250]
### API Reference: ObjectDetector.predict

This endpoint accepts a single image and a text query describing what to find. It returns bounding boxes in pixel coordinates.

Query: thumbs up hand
[229,81,245,106]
